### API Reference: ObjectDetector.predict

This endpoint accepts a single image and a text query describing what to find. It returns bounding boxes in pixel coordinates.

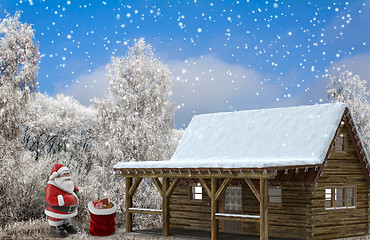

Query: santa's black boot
[50,225,68,238]
[62,223,78,234]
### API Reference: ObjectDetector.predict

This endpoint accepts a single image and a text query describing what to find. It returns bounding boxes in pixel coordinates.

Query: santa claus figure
[45,163,79,238]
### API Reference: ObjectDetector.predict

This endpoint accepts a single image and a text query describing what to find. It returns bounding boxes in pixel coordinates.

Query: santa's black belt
[48,204,77,213]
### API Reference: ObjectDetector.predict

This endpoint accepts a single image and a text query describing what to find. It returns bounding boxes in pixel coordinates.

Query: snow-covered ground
[1,218,369,240]
[0,218,187,240]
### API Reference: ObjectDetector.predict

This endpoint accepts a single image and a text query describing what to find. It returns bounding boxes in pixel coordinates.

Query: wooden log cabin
[114,103,370,240]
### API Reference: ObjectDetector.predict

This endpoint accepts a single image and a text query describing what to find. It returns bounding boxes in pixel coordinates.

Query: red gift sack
[88,201,117,236]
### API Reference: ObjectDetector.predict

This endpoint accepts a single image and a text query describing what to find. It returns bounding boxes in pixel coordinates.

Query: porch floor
[134,228,291,240]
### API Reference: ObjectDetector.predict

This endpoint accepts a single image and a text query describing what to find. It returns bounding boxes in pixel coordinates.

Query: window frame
[325,186,356,210]
[189,182,203,201]
[268,185,282,206]
[334,133,347,153]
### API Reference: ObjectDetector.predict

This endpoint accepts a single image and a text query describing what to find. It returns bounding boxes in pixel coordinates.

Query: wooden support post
[162,177,170,236]
[211,178,219,240]
[260,178,268,240]
[125,177,133,232]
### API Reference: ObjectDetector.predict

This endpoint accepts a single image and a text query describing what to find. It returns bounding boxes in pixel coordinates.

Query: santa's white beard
[55,176,74,194]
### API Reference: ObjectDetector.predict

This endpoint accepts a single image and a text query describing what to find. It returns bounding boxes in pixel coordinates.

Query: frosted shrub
[1,219,50,239]
[0,139,50,226]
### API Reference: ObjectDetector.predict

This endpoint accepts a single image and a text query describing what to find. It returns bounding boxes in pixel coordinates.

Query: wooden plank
[169,206,211,213]
[125,177,132,232]
[199,178,211,198]
[151,177,163,194]
[211,178,218,240]
[128,177,142,197]
[170,211,212,221]
[128,208,162,215]
[245,178,261,202]
[215,178,232,201]
[166,178,180,198]
[260,178,268,240]
[163,178,169,236]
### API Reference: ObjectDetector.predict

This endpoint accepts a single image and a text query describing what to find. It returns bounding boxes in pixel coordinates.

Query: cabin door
[223,186,242,234]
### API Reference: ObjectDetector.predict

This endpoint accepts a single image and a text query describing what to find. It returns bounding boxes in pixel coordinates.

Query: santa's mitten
[74,190,81,199]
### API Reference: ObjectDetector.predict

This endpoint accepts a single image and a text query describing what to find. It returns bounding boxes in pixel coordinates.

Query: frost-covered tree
[94,38,175,164]
[327,70,370,151]
[0,12,40,226]
[0,11,39,140]
[92,38,177,229]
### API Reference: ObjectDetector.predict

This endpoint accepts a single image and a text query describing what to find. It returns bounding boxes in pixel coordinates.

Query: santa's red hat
[49,163,70,180]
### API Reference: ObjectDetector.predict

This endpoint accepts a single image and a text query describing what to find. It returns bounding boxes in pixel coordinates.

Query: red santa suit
[44,164,79,227]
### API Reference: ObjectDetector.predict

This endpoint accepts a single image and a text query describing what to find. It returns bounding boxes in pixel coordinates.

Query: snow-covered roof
[114,103,348,169]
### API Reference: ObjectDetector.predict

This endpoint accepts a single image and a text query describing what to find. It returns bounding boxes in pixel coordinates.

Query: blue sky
[1,0,369,128]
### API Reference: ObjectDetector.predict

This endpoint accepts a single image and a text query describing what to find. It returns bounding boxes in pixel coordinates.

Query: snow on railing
[215,212,260,221]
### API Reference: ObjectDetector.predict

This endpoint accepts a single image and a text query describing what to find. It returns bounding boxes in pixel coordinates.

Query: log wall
[169,179,311,239]
[242,182,310,239]
[309,124,369,239]
[169,179,214,231]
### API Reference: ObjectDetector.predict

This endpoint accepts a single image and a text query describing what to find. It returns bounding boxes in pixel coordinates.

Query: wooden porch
[133,228,292,240]
[120,168,275,240]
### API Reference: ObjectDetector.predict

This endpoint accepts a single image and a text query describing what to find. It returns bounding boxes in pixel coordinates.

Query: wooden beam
[128,177,142,197]
[128,208,162,215]
[260,178,268,240]
[245,178,261,202]
[211,178,218,240]
[151,177,163,194]
[162,178,170,236]
[215,178,232,201]
[166,178,180,198]
[118,169,274,179]
[199,178,211,198]
[125,177,132,232]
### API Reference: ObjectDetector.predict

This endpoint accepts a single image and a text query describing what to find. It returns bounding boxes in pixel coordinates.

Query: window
[325,188,333,208]
[335,134,347,153]
[268,186,282,206]
[224,187,242,211]
[190,183,203,200]
[346,187,355,207]
[325,187,356,209]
